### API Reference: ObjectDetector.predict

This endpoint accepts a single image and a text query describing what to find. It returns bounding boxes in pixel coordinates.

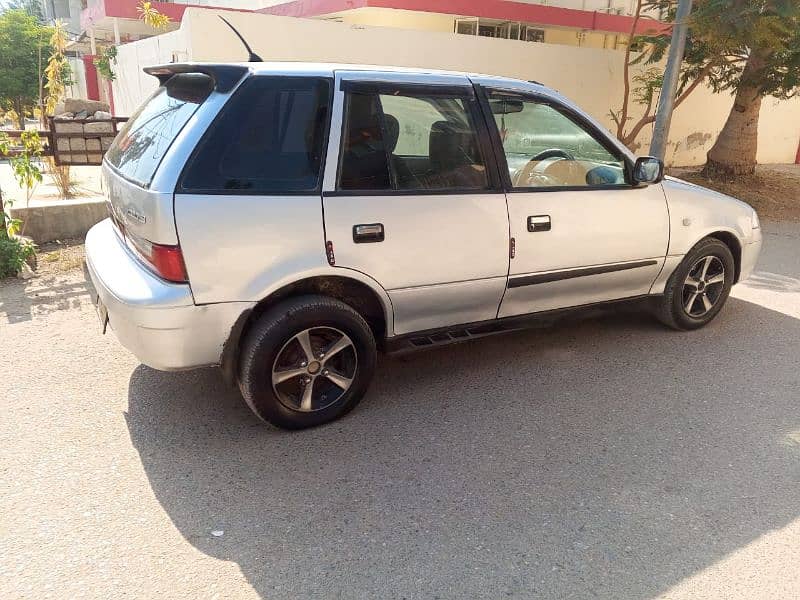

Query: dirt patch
[671,165,800,222]
[34,238,85,276]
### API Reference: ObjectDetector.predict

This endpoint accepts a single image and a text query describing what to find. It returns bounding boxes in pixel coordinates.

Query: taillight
[125,229,189,283]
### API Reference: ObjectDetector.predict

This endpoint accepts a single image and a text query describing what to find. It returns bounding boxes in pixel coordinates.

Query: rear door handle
[528,215,551,232]
[353,223,385,243]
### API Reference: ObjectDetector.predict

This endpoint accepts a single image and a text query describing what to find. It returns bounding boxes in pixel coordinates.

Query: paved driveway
[2,222,799,599]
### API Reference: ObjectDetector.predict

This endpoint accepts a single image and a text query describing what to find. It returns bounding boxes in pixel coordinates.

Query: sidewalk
[0,162,103,206]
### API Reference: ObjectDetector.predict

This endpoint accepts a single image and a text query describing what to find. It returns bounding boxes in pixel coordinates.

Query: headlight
[751,209,760,229]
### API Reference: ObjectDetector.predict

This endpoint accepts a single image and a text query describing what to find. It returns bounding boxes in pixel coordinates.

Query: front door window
[488,93,627,188]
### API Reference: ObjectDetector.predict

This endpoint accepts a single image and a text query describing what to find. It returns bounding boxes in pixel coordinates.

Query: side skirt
[383,295,659,354]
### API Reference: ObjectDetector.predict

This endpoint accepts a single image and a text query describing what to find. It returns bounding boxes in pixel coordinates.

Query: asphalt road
[2,222,799,599]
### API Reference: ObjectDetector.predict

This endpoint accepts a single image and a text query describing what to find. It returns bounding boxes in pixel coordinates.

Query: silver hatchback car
[86,62,762,429]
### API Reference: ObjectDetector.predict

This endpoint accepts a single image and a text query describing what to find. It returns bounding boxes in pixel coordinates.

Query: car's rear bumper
[85,219,252,371]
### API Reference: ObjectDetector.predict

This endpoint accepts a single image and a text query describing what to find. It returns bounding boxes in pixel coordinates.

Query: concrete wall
[111,29,189,117]
[8,200,108,244]
[67,56,88,100]
[112,8,800,166]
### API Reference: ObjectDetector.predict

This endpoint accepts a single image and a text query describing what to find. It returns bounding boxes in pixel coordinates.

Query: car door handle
[353,223,385,243]
[528,215,551,232]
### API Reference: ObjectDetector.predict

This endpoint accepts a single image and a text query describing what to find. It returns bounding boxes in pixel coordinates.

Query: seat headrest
[430,120,476,170]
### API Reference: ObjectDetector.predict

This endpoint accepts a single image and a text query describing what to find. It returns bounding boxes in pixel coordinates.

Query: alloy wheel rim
[271,327,357,413]
[682,255,726,318]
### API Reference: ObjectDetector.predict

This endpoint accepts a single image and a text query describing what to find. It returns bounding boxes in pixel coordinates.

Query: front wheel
[656,237,735,331]
[238,295,377,429]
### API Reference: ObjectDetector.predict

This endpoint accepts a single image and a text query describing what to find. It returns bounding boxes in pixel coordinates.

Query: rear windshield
[105,73,214,187]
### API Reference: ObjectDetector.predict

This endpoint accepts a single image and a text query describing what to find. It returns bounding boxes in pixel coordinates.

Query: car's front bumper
[739,228,762,283]
[85,219,252,371]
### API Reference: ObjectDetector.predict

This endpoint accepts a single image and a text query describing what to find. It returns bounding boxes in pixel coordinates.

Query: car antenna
[219,16,263,62]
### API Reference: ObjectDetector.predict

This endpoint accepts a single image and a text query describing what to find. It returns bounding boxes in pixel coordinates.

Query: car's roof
[146,61,552,96]
[239,61,548,92]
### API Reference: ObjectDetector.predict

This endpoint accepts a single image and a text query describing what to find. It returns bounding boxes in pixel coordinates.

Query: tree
[612,0,725,150]
[692,0,800,176]
[0,9,49,130]
[1,0,44,23]
[44,20,76,198]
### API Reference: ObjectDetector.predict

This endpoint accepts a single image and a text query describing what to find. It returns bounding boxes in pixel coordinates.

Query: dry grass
[671,165,800,222]
[35,239,85,275]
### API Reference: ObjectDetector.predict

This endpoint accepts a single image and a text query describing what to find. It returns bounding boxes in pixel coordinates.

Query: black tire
[656,237,735,331]
[238,295,377,430]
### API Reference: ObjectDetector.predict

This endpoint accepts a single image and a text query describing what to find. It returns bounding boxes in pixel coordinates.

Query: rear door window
[105,73,214,187]
[337,87,489,192]
[179,77,332,193]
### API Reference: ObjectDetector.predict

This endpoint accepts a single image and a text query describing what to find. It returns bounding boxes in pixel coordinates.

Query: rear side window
[180,77,331,193]
[106,73,213,187]
[337,87,489,192]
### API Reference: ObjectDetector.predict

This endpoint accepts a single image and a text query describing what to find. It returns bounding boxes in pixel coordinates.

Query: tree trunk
[704,51,765,177]
[14,97,25,131]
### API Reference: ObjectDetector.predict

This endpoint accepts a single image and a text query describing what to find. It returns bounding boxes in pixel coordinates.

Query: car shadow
[125,296,800,598]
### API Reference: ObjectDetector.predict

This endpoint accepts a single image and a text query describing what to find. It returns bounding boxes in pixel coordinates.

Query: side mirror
[632,156,664,185]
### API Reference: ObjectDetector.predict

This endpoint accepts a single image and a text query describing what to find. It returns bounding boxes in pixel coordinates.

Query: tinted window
[337,92,391,190]
[180,77,331,193]
[337,88,489,191]
[106,73,213,187]
[489,93,626,188]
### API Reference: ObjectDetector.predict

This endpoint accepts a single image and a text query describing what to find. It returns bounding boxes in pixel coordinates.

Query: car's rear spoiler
[143,63,249,93]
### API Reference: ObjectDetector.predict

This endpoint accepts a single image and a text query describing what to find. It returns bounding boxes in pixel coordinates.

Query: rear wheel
[656,237,735,330]
[238,295,377,429]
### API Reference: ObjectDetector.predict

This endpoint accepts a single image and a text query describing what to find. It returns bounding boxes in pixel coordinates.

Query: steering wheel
[512,148,579,187]
[530,148,575,162]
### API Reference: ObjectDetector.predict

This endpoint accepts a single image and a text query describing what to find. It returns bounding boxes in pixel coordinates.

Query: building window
[522,26,545,43]
[455,18,544,43]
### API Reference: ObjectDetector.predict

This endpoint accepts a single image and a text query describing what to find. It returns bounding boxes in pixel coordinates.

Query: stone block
[86,139,101,151]
[54,121,84,134]
[101,138,114,150]
[84,121,114,134]
[70,138,86,151]
[87,154,103,164]
[64,98,110,115]
[56,138,70,152]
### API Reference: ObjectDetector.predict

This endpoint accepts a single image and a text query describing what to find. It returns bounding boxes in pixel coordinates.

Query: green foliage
[1,130,42,240]
[0,9,52,128]
[642,0,800,99]
[0,131,12,237]
[632,68,664,106]
[10,130,43,195]
[94,45,118,82]
[0,235,35,278]
[1,0,44,23]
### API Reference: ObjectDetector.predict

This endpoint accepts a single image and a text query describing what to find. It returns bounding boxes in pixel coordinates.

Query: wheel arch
[706,230,742,283]
[220,273,393,384]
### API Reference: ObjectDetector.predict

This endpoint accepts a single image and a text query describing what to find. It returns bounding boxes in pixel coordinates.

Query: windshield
[105,73,214,187]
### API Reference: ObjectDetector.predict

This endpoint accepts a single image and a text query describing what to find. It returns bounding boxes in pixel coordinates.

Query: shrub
[0,235,35,279]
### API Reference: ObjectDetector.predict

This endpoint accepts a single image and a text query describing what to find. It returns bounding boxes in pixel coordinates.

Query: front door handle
[528,215,551,232]
[353,223,385,243]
